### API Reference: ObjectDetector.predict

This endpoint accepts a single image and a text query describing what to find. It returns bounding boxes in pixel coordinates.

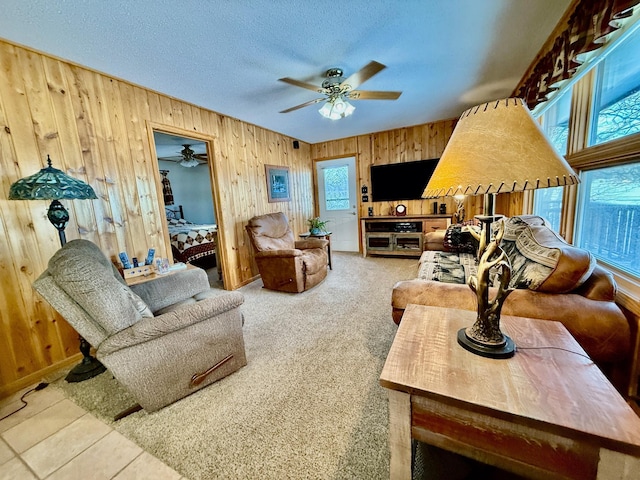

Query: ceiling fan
[178,145,205,168]
[279,60,402,119]
[158,144,207,168]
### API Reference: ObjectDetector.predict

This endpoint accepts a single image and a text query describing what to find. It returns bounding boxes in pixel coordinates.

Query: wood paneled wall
[312,123,457,218]
[0,39,313,396]
[0,38,525,397]
[311,122,524,220]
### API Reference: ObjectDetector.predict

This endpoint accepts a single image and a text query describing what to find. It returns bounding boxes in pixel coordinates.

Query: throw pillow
[500,237,556,290]
[443,222,479,254]
[497,216,594,293]
[496,217,556,290]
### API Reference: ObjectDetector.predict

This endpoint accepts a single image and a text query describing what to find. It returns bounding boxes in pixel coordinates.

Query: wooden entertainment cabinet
[361,215,450,257]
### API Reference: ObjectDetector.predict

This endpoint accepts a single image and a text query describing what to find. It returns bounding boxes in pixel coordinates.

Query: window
[533,87,572,232]
[590,27,640,146]
[532,23,640,281]
[323,165,350,210]
[533,187,563,232]
[541,87,572,155]
[571,26,640,280]
[574,163,640,278]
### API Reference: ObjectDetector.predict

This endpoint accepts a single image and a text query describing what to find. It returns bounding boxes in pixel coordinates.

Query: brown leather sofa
[246,212,328,293]
[392,216,631,384]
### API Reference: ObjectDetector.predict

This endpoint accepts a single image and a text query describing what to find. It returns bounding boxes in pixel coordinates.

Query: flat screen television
[370,158,439,202]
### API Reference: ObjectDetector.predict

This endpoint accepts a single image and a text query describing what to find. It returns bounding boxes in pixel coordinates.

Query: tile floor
[0,382,186,480]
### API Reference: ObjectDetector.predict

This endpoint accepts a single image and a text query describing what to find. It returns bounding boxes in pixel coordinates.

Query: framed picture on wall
[265,164,291,202]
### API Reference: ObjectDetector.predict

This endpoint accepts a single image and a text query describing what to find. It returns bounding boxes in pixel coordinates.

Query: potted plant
[307,217,329,235]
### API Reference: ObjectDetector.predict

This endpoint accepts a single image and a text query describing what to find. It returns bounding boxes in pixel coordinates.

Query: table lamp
[9,155,105,381]
[423,98,579,358]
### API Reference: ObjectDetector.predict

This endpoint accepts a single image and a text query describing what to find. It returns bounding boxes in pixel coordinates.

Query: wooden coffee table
[380,304,640,479]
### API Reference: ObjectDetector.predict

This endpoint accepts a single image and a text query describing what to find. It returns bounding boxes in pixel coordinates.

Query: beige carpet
[51,252,420,480]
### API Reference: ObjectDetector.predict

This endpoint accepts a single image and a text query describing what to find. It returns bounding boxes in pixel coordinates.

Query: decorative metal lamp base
[457,328,515,359]
[65,356,107,382]
[65,337,106,383]
[460,214,516,360]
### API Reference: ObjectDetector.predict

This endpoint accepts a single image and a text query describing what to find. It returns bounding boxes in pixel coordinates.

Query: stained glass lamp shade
[9,155,97,246]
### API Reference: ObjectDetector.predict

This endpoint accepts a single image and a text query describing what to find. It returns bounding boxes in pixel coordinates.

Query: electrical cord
[517,345,593,361]
[0,382,49,422]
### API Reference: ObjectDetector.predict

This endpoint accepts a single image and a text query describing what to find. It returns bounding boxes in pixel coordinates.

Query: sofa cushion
[424,230,446,251]
[499,216,595,293]
[153,289,226,315]
[418,251,477,284]
[154,298,197,315]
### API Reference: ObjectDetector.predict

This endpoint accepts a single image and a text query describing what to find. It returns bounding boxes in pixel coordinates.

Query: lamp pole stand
[65,336,106,382]
[47,199,107,382]
[47,200,69,246]
[457,194,516,359]
[9,155,104,381]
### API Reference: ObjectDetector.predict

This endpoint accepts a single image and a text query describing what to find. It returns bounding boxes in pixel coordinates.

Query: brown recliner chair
[246,212,328,293]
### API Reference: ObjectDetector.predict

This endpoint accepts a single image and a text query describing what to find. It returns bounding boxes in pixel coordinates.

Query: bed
[165,206,218,266]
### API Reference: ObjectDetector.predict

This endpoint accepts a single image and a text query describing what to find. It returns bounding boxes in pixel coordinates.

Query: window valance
[514,0,640,110]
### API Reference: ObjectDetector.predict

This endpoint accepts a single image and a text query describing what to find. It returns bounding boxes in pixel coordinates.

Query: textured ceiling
[0,1,571,144]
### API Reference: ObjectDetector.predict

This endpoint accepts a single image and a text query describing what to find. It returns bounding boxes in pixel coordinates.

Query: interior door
[315,157,359,251]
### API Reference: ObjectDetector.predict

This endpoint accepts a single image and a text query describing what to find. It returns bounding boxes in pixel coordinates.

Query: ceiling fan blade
[340,61,386,91]
[348,90,402,100]
[279,77,325,93]
[280,97,326,113]
[159,155,205,163]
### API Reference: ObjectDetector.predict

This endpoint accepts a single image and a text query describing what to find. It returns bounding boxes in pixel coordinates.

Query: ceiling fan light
[179,157,200,168]
[319,101,333,118]
[327,107,343,121]
[318,98,355,120]
[283,61,398,118]
[333,98,347,114]
[343,101,355,117]
[178,143,201,167]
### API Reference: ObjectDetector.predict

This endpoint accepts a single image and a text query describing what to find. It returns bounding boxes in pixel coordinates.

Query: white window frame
[531,16,640,313]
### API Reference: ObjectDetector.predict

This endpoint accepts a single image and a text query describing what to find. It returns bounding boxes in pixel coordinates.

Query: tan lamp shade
[423,98,579,199]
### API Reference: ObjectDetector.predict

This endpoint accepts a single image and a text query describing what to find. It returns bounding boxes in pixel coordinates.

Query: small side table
[299,231,332,270]
[125,263,199,286]
[380,304,640,479]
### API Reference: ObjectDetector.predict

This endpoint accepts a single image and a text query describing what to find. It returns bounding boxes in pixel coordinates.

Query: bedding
[167,217,218,265]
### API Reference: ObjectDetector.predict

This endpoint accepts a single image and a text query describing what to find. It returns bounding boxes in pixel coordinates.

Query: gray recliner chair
[33,239,246,413]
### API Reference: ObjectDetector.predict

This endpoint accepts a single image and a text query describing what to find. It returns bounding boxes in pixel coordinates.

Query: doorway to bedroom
[151,129,223,288]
